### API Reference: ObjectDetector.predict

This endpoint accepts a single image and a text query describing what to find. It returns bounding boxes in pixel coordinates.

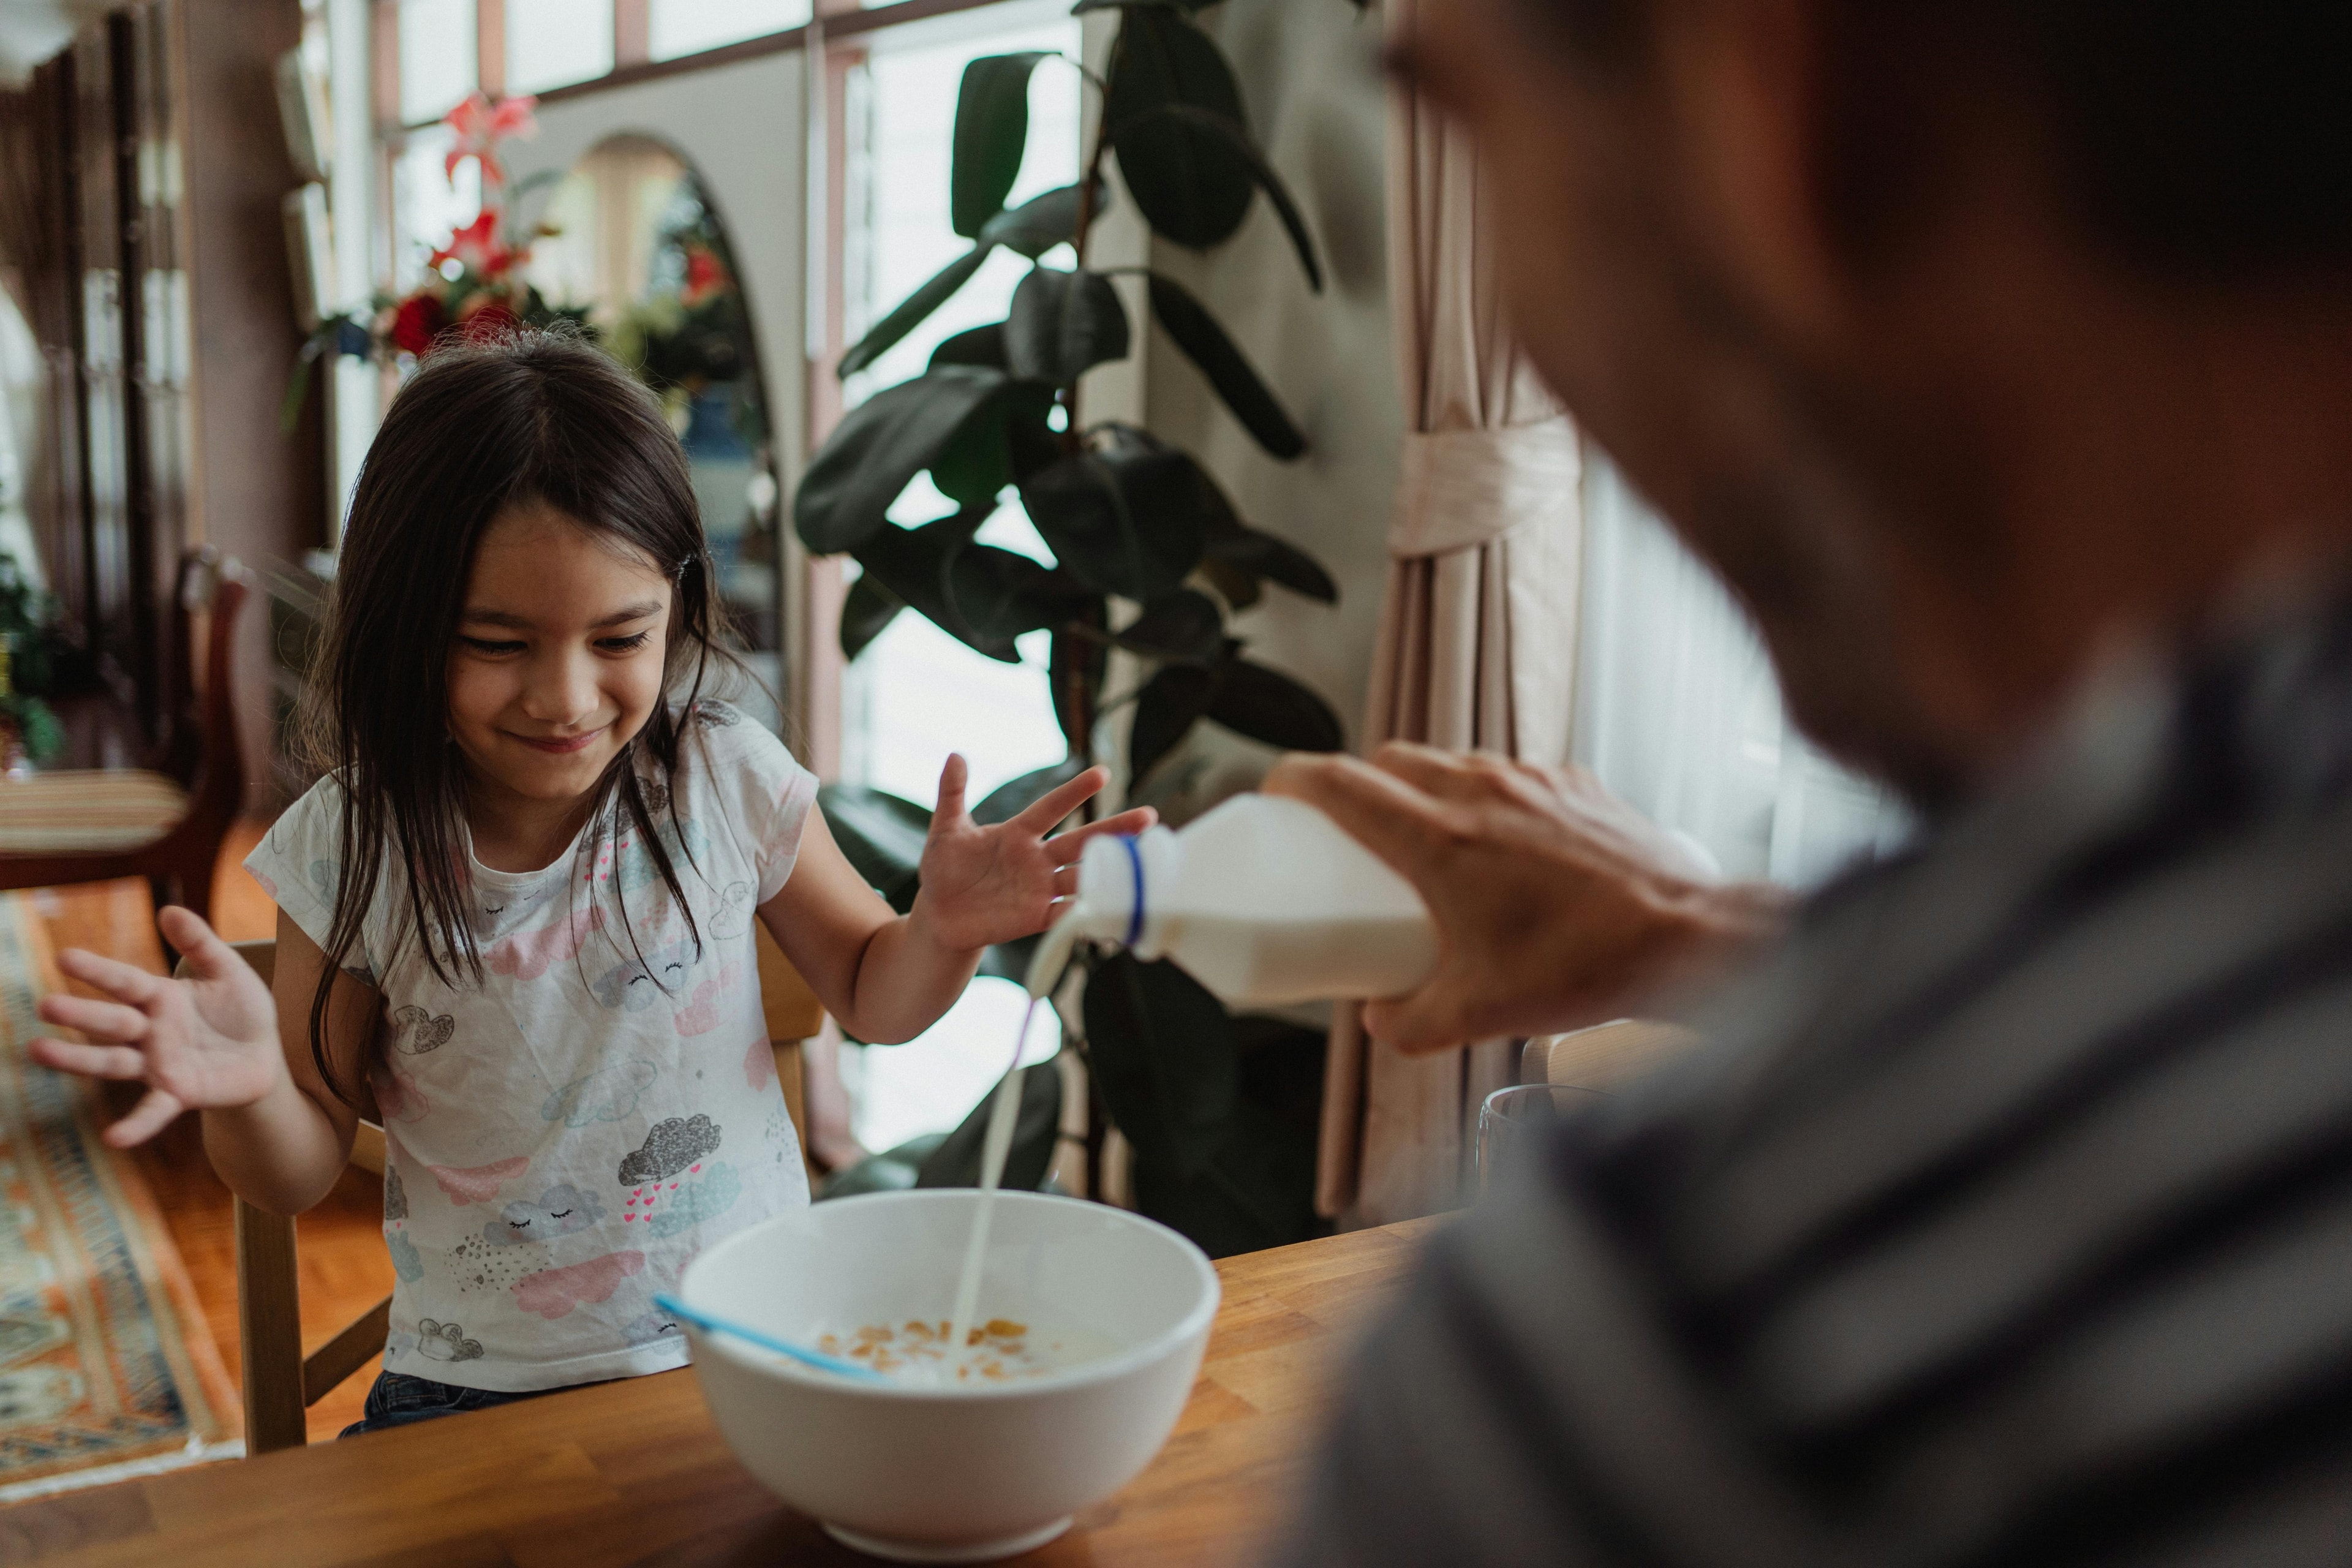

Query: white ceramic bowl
[679,1190,1219,1562]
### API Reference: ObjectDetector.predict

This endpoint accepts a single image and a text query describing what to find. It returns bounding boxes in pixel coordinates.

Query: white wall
[1141,0,1400,749]
[503,51,810,488]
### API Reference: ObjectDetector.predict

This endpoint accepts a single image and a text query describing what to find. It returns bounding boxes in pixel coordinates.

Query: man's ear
[1663,0,1847,347]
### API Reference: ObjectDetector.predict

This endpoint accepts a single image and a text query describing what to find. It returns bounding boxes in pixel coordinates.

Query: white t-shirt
[246,700,818,1392]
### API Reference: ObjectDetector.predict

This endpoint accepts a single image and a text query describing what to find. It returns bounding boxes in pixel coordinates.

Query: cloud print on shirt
[488,905,606,981]
[428,1155,531,1205]
[372,1062,429,1123]
[672,961,742,1036]
[513,1250,646,1321]
[541,1059,658,1127]
[618,1114,722,1185]
[590,938,701,1012]
[483,1183,606,1245]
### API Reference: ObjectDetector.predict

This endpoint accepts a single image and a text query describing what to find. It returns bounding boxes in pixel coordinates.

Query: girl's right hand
[28,906,285,1147]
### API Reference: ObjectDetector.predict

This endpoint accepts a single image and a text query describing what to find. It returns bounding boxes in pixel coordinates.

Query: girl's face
[447,502,674,812]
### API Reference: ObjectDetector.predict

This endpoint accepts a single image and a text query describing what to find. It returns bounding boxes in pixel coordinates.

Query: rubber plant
[794,0,1348,1254]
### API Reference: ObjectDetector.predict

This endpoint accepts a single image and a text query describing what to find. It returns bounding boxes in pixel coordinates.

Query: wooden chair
[1521,1017,1703,1091]
[219,925,829,1453]
[0,548,249,925]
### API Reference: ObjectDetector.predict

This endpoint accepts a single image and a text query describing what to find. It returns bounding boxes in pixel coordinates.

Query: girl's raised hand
[914,755,1157,954]
[27,906,284,1147]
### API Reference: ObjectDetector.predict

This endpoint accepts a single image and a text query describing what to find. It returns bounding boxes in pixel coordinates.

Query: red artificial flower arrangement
[288,89,593,428]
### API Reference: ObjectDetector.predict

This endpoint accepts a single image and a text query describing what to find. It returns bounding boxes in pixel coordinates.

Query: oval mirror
[526,134,780,669]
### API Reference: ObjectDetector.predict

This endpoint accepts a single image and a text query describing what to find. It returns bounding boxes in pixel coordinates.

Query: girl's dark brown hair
[298,327,725,1102]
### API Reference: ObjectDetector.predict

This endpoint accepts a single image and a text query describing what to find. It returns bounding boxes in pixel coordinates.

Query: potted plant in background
[285,91,592,428]
[795,0,1354,1254]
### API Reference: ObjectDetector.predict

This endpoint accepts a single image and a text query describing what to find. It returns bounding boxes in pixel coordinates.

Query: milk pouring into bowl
[930,794,1439,1378]
[676,794,1431,1558]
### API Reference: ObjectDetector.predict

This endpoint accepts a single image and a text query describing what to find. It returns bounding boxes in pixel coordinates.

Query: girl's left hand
[914,755,1156,953]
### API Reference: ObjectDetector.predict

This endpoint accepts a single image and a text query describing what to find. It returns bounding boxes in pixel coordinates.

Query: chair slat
[235,1197,307,1455]
[304,1294,393,1409]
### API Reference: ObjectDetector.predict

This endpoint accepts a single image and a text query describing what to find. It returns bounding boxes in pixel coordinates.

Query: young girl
[28,331,1149,1433]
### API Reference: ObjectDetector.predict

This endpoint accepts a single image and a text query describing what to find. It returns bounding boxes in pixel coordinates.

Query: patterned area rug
[0,892,238,1500]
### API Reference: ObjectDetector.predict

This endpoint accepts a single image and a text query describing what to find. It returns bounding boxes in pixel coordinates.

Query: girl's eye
[460,636,526,655]
[597,631,654,654]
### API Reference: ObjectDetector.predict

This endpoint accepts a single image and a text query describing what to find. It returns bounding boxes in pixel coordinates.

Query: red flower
[456,298,520,343]
[429,211,524,282]
[680,246,731,309]
[442,91,539,189]
[388,292,447,356]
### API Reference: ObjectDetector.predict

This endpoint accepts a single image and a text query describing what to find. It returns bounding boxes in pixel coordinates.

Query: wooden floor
[32,821,393,1446]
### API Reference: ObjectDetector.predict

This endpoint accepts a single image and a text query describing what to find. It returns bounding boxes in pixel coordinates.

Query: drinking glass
[1476,1084,1607,1198]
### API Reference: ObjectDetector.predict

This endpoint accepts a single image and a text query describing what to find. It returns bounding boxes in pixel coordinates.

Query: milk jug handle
[1117,833,1147,948]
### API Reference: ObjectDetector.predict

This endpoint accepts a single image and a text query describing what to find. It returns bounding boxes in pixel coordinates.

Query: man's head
[1403,2,2352,805]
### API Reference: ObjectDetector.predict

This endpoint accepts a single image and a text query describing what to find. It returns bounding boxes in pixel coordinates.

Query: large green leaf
[929,322,1009,371]
[1208,657,1345,753]
[854,508,1072,662]
[1017,426,1211,600]
[1129,662,1218,780]
[1007,266,1131,385]
[1125,105,1323,290]
[840,573,905,660]
[1083,952,1237,1178]
[838,246,990,379]
[1104,9,1254,248]
[973,756,1091,826]
[818,782,932,913]
[1109,589,1224,663]
[932,379,1058,507]
[980,179,1101,260]
[796,368,1011,553]
[1204,516,1337,603]
[952,53,1049,239]
[1146,271,1303,458]
[1129,649,1343,777]
[916,1060,1064,1191]
[1129,1098,1321,1257]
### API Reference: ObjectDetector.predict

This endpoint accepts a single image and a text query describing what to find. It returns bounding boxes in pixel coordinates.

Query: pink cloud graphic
[743,1035,773,1090]
[488,907,606,981]
[672,960,742,1036]
[372,1063,430,1124]
[513,1250,646,1321]
[428,1155,531,1205]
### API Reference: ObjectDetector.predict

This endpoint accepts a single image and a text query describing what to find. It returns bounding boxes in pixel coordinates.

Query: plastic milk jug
[1026,793,1439,1007]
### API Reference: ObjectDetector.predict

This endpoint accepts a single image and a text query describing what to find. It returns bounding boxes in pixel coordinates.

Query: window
[396,0,476,124]
[1572,456,1910,886]
[649,0,812,62]
[390,125,480,288]
[504,0,615,96]
[837,1,1082,810]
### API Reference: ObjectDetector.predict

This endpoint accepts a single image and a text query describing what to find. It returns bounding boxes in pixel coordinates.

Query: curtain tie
[1387,415,1580,560]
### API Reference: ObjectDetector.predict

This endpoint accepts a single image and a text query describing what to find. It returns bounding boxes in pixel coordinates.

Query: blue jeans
[339,1370,557,1437]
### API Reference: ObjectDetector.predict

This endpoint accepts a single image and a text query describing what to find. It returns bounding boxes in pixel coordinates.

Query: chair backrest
[1522,1018,1703,1091]
[181,938,387,1454]
[150,548,247,812]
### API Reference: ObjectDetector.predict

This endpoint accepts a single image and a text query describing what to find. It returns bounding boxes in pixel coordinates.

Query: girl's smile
[504,726,609,754]
[448,499,675,871]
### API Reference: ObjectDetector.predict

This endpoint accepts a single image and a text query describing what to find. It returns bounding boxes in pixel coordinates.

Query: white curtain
[1572,454,1908,888]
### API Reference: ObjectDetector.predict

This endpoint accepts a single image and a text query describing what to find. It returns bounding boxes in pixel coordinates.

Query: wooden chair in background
[1521,1017,1703,1091]
[0,549,250,924]
[219,926,830,1454]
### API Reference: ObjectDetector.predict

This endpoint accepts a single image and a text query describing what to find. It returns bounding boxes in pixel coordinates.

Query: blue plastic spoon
[652,1293,886,1382]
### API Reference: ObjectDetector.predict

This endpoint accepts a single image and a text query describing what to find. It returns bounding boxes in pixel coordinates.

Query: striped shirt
[1283,596,2352,1568]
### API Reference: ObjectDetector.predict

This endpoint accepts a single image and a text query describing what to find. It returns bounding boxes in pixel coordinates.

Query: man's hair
[1520,1,2352,282]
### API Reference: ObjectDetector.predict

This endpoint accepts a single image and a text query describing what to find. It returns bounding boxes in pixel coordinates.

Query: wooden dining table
[2,1216,1444,1566]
